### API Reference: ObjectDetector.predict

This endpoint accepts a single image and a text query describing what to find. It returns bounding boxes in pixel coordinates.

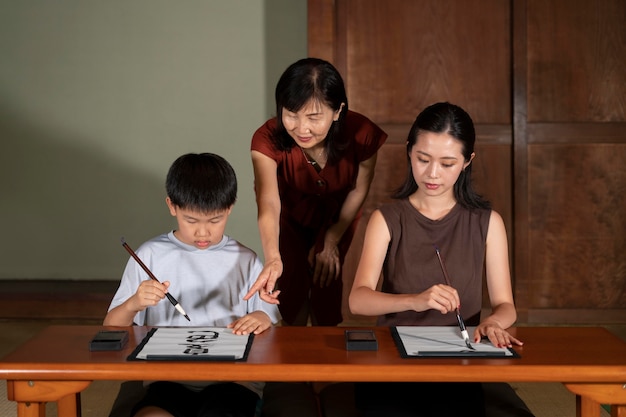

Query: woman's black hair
[393,102,490,210]
[271,57,349,164]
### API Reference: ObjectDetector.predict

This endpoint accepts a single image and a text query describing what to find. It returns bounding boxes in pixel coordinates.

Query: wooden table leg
[565,383,626,417]
[58,391,83,417]
[15,402,45,417]
[575,394,601,417]
[612,405,626,417]
[7,380,91,417]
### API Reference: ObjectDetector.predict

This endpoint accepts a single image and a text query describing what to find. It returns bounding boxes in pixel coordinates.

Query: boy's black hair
[166,153,237,213]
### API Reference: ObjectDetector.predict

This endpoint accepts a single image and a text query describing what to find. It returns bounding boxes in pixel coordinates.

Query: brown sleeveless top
[377,199,491,327]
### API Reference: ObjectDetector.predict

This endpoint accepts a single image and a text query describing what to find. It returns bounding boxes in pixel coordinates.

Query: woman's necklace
[300,146,325,172]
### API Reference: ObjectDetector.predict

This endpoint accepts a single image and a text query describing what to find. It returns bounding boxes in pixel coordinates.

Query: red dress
[251,111,387,325]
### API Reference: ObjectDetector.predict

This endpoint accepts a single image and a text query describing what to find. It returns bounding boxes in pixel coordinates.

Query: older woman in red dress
[245,58,387,326]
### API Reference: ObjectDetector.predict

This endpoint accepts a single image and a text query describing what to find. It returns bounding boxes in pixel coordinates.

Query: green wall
[0,0,307,280]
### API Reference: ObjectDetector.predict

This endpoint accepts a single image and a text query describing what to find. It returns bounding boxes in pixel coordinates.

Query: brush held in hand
[434,245,474,350]
[120,237,191,322]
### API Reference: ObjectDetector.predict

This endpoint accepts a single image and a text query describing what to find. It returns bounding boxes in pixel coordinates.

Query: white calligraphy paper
[393,326,518,358]
[130,327,252,361]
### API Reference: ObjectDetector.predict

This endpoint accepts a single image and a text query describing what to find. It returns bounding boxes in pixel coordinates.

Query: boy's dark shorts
[131,381,259,417]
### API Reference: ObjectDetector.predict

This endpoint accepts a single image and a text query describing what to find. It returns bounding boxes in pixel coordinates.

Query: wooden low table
[1,325,625,417]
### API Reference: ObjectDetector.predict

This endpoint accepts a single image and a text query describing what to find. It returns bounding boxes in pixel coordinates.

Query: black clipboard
[127,327,254,362]
[391,326,519,359]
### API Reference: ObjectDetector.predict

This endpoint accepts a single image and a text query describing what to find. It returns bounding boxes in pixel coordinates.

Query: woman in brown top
[348,102,529,417]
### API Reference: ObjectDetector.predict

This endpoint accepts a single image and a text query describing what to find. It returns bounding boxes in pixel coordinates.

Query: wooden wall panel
[527,144,626,309]
[511,0,530,314]
[523,0,626,323]
[341,0,511,124]
[527,0,626,122]
[307,0,337,62]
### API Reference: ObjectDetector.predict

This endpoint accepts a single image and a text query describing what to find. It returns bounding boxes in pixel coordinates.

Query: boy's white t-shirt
[109,231,280,327]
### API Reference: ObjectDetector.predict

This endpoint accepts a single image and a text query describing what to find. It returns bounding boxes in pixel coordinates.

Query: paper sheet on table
[127,327,253,361]
[392,326,519,358]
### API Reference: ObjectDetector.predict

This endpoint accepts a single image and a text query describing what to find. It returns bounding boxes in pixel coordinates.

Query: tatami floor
[0,280,623,417]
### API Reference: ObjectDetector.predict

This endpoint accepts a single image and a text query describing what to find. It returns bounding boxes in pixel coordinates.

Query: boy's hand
[227,311,271,335]
[104,280,171,326]
[132,280,170,311]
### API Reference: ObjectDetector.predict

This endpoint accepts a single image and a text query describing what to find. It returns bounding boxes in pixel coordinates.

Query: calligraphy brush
[434,245,474,350]
[120,237,191,321]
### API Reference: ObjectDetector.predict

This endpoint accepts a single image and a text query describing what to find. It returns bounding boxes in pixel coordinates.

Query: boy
[105,153,280,417]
